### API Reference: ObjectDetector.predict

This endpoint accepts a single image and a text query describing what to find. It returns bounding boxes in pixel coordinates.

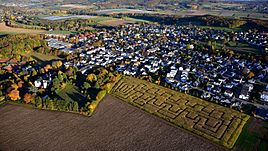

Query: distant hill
[0,0,191,6]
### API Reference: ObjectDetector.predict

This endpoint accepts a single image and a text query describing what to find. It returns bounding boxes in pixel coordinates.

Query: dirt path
[0,95,227,151]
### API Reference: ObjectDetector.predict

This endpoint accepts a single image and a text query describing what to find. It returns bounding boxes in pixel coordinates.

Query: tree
[44,64,52,72]
[23,93,34,104]
[102,83,112,92]
[18,80,24,88]
[228,50,234,57]
[83,82,91,90]
[94,82,100,89]
[35,96,42,109]
[29,86,39,93]
[248,72,255,79]
[73,102,79,112]
[242,67,249,75]
[8,89,20,101]
[52,61,63,69]
[58,74,64,82]
[47,99,55,110]
[88,102,97,111]
[11,83,19,90]
[100,68,108,76]
[65,67,74,76]
[96,90,106,101]
[86,73,97,82]
[32,69,37,76]
[52,77,61,92]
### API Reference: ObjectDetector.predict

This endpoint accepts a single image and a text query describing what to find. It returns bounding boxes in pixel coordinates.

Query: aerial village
[1,23,268,119]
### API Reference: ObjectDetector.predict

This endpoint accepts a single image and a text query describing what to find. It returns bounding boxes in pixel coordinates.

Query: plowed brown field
[0,95,227,151]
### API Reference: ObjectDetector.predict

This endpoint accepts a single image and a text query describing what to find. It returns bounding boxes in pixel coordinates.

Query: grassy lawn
[91,16,114,23]
[29,52,60,62]
[57,84,87,106]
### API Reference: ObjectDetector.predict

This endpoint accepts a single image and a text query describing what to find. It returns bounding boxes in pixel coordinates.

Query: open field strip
[111,76,250,149]
[0,23,46,34]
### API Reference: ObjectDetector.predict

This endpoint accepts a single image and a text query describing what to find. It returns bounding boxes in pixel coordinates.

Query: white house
[260,91,268,102]
[224,90,234,98]
[34,80,42,88]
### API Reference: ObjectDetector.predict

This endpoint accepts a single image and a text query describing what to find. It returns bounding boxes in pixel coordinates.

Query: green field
[235,118,268,151]
[0,32,8,37]
[197,40,262,55]
[47,30,78,35]
[29,52,60,62]
[91,16,114,22]
[226,41,261,54]
[57,84,86,104]
[111,76,250,149]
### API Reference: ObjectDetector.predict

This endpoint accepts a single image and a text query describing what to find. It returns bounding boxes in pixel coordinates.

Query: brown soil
[0,95,227,151]
[0,23,46,34]
[99,19,134,26]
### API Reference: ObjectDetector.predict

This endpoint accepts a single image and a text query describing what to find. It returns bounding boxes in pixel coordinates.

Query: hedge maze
[111,77,249,149]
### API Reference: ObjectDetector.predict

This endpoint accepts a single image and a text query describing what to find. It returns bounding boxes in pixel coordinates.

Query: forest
[120,14,268,31]
[0,59,121,116]
[0,34,53,61]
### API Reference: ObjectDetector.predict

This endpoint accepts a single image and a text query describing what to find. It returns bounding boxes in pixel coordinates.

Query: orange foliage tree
[86,73,97,82]
[8,89,20,101]
[24,93,34,104]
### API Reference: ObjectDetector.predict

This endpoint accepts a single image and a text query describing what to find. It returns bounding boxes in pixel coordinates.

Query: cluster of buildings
[57,24,268,110]
[46,38,74,53]
[1,23,267,119]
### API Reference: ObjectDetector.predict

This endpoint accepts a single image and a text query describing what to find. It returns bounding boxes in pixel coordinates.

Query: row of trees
[79,68,121,115]
[35,96,79,112]
[16,17,96,31]
[201,15,247,28]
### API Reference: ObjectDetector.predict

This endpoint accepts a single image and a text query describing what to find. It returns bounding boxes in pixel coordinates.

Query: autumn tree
[100,68,108,76]
[44,64,52,72]
[242,67,249,75]
[86,73,97,82]
[96,90,107,101]
[8,89,20,101]
[52,61,63,69]
[102,83,112,93]
[248,72,255,79]
[32,69,38,76]
[11,83,19,90]
[23,93,34,104]
[18,80,24,88]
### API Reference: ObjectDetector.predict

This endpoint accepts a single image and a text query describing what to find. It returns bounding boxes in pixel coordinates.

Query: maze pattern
[111,77,249,149]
